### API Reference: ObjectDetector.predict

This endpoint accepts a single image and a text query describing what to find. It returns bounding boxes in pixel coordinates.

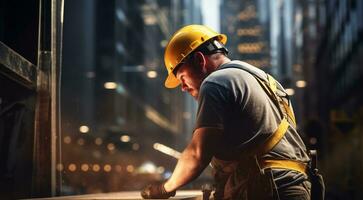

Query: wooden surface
[27,190,203,200]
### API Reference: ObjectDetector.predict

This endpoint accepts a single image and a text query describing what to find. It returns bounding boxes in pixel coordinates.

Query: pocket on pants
[278,181,311,200]
[247,170,275,200]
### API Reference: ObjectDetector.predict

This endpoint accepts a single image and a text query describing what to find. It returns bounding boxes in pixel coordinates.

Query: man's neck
[220,56,231,66]
[205,53,231,72]
[213,55,230,70]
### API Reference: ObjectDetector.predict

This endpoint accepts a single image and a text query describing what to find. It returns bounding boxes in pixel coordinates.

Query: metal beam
[0,41,37,90]
[32,0,63,197]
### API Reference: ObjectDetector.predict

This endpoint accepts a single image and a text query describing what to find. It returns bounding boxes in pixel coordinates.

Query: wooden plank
[26,190,203,200]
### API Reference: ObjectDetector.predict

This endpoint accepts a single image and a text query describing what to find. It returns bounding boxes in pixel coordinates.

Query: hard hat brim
[165,72,181,88]
[219,34,227,45]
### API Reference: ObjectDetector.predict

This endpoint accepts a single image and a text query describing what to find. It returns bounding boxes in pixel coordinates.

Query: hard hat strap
[198,39,229,55]
[171,39,228,77]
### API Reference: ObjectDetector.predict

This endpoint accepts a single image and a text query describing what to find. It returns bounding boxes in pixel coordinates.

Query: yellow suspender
[259,159,307,175]
[268,74,297,127]
[257,118,289,155]
[255,74,297,127]
[254,74,307,175]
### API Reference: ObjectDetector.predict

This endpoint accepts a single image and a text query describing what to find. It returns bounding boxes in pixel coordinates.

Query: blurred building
[302,0,363,198]
[220,0,308,127]
[220,0,271,73]
[267,0,309,132]
[220,0,363,198]
[61,0,202,195]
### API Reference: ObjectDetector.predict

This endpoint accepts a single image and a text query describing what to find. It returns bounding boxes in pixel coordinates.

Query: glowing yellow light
[56,163,64,171]
[132,143,140,150]
[79,125,89,133]
[238,5,256,21]
[107,143,115,151]
[296,80,307,88]
[147,71,158,78]
[183,112,191,119]
[115,165,122,172]
[309,137,317,145]
[120,135,130,142]
[104,82,117,89]
[145,105,178,134]
[238,42,265,53]
[160,40,168,47]
[68,164,77,172]
[77,138,85,146]
[153,143,181,159]
[157,166,165,174]
[144,15,157,25]
[92,164,100,172]
[63,136,71,144]
[244,59,270,68]
[237,27,262,36]
[95,137,103,145]
[104,164,112,172]
[126,165,134,173]
[285,88,295,96]
[81,164,89,172]
[139,162,156,174]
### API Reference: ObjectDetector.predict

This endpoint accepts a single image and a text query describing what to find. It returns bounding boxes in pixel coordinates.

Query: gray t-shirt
[195,60,309,188]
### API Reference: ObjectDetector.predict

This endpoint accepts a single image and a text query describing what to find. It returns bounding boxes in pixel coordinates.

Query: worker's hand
[141,183,176,199]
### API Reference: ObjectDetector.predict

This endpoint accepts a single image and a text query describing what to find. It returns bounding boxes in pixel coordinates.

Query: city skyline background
[1,0,362,199]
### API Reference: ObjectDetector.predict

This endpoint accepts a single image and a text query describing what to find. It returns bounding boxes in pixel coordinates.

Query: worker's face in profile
[175,60,205,99]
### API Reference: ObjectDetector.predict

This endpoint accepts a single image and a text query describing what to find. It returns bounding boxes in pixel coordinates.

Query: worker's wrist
[163,180,175,193]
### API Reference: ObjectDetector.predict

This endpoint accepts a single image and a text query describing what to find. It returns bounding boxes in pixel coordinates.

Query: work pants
[212,158,311,200]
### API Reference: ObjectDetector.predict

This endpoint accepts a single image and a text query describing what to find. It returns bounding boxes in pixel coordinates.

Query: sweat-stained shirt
[195,60,310,188]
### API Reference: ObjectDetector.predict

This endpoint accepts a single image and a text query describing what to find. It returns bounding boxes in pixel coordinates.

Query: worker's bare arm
[163,127,223,192]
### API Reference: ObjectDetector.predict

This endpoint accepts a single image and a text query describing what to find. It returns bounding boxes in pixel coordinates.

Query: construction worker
[141,24,314,199]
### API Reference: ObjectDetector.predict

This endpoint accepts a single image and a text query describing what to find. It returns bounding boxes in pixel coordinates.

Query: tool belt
[211,62,325,199]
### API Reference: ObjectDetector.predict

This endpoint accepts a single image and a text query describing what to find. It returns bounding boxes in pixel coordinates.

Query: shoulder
[202,66,256,92]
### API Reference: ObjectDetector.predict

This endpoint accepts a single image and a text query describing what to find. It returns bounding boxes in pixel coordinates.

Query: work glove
[141,183,176,199]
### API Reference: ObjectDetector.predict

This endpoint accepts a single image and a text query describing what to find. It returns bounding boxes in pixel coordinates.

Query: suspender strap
[267,74,278,93]
[259,159,308,176]
[218,61,296,126]
[255,75,297,127]
[217,62,306,175]
[281,100,296,126]
[254,77,305,175]
[256,118,289,155]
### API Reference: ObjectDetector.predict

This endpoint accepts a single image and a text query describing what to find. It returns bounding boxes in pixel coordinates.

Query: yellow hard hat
[164,24,227,88]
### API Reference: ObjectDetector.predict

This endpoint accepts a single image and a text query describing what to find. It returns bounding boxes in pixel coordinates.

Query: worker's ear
[193,51,207,73]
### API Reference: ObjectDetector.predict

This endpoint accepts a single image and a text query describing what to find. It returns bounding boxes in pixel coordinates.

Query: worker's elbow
[184,147,211,166]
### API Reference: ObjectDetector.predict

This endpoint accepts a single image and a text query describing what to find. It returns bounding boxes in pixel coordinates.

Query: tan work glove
[141,183,176,199]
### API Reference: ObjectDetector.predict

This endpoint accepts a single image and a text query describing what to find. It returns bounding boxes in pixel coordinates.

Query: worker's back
[196,60,310,199]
